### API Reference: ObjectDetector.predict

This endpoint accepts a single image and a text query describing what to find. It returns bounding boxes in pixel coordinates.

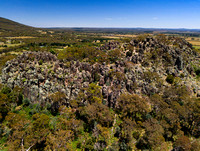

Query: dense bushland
[0,84,199,150]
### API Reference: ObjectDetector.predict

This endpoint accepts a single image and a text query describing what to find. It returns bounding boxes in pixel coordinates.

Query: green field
[193,45,200,49]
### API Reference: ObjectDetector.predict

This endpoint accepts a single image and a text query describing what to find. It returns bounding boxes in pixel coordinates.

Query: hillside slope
[0,17,39,36]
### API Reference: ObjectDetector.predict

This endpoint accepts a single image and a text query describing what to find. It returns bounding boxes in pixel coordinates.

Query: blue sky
[0,0,200,28]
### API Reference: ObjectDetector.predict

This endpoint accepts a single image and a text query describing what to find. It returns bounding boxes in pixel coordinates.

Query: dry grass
[102,34,138,39]
[6,44,22,47]
[102,36,120,39]
[185,37,200,41]
[184,37,200,49]
[0,44,22,51]
[6,36,36,39]
[187,40,200,46]
[193,46,200,49]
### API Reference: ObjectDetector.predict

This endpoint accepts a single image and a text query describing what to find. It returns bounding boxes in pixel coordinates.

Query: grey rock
[30,85,39,101]
[175,56,183,70]
[38,74,45,81]
[7,78,14,89]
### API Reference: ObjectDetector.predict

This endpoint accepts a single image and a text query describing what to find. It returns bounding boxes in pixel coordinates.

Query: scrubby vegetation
[0,84,200,150]
[0,17,200,151]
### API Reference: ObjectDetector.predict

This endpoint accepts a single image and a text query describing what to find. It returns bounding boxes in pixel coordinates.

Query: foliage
[193,65,200,77]
[174,135,191,151]
[49,49,56,54]
[76,83,102,105]
[0,78,200,151]
[23,98,30,106]
[166,74,175,84]
[108,49,122,63]
[116,93,151,121]
[38,59,43,65]
[49,92,66,115]
[57,46,108,64]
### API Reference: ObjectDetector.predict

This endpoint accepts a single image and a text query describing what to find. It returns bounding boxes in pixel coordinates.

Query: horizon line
[42,27,200,30]
[1,16,200,31]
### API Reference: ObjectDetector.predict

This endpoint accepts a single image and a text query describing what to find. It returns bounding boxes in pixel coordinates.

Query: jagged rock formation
[0,36,200,106]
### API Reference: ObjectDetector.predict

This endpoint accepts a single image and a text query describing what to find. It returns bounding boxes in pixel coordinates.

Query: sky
[0,0,200,28]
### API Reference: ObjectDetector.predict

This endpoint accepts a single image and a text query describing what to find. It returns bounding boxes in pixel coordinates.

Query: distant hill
[0,17,39,36]
[1,17,200,36]
[48,27,200,34]
[0,17,34,31]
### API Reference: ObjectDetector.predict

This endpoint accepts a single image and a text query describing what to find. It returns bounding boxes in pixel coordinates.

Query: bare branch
[26,144,35,151]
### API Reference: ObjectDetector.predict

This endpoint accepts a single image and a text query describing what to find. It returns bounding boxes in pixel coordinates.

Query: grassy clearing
[6,36,36,39]
[185,36,200,45]
[55,48,65,51]
[184,37,200,52]
[185,37,200,41]
[102,34,138,39]
[188,40,200,46]
[193,45,200,49]
[0,44,22,50]
[102,36,120,39]
[6,43,21,47]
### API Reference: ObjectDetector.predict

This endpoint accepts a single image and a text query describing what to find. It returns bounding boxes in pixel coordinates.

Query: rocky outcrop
[1,36,200,106]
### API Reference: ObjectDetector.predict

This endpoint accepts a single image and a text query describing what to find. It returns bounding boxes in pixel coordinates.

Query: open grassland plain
[188,40,200,46]
[184,37,200,49]
[102,34,138,39]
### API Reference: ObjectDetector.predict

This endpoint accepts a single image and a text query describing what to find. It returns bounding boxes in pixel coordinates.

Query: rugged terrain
[1,36,199,106]
[0,34,200,151]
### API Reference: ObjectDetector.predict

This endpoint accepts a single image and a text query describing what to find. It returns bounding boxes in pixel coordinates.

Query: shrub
[126,50,133,57]
[38,59,43,65]
[22,78,27,83]
[29,104,41,115]
[108,49,121,63]
[49,92,66,115]
[136,34,149,41]
[87,83,102,104]
[191,139,200,151]
[174,136,191,151]
[1,86,11,94]
[93,72,100,82]
[194,66,200,77]
[180,73,185,78]
[143,71,159,83]
[166,74,174,84]
[17,93,23,105]
[116,93,150,120]
[50,49,56,54]
[23,98,30,106]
